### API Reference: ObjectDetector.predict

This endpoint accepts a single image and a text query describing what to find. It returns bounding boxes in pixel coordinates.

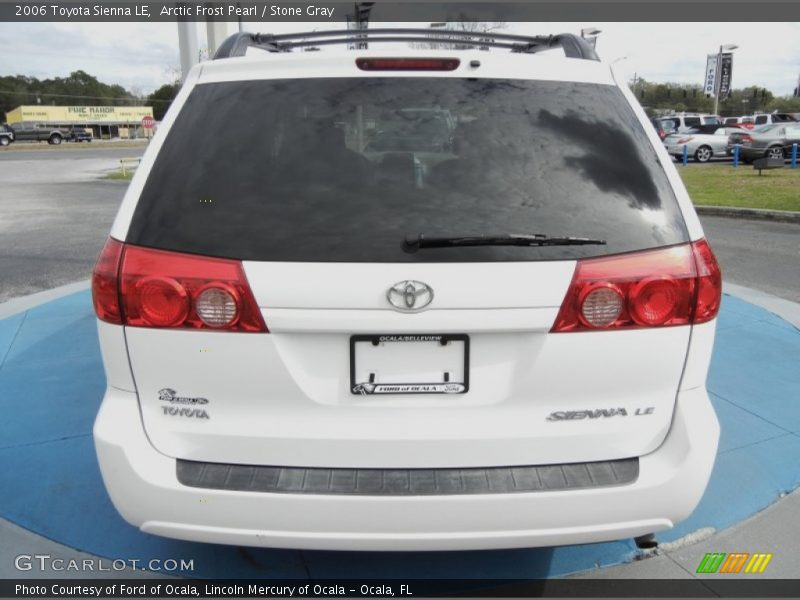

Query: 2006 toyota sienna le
[92,29,722,551]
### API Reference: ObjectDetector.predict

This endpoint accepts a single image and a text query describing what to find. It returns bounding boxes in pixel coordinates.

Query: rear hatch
[118,57,696,469]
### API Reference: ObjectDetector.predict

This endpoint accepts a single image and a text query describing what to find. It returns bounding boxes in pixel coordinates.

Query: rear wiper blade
[402,233,606,253]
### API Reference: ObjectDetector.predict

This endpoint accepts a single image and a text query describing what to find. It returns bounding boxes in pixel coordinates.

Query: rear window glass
[128,78,688,262]
[659,118,679,131]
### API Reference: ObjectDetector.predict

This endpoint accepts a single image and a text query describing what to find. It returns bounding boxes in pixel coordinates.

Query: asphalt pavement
[702,216,800,302]
[0,143,147,162]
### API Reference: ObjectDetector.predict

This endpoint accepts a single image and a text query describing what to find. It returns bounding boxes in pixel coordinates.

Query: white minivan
[92,28,722,551]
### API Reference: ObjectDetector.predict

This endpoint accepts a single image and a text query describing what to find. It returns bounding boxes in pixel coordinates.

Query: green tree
[0,70,138,120]
[146,82,181,121]
[628,79,797,117]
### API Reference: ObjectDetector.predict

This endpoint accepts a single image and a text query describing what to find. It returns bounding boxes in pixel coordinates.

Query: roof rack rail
[213,28,599,61]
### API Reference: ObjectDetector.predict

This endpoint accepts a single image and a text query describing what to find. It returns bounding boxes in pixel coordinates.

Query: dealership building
[5,105,155,139]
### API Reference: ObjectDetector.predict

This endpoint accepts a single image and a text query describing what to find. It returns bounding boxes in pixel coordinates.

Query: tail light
[91,239,267,332]
[551,241,721,333]
[741,135,753,144]
[91,238,124,325]
[692,239,723,324]
[356,58,460,71]
[676,137,694,144]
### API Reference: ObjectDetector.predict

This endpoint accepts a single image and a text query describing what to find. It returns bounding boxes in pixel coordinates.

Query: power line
[0,90,173,103]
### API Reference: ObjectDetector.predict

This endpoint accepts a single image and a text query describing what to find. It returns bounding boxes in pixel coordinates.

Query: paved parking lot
[0,143,147,161]
[0,151,126,302]
[1,148,798,303]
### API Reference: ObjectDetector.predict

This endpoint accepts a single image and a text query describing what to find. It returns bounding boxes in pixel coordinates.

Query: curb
[696,205,800,224]
[724,283,800,328]
[0,280,90,320]
[0,141,148,153]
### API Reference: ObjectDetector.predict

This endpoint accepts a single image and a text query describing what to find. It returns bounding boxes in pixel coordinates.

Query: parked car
[725,123,780,155]
[0,123,14,146]
[10,123,68,144]
[739,123,800,162]
[664,125,742,162]
[92,29,722,552]
[650,117,675,141]
[723,116,756,130]
[749,112,797,126]
[67,128,93,142]
[657,113,720,133]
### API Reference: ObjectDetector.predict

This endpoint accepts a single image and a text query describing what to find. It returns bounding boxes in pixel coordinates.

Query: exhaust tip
[635,533,659,550]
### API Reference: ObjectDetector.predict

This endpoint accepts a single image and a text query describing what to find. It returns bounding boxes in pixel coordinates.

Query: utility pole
[206,20,229,57]
[177,21,199,83]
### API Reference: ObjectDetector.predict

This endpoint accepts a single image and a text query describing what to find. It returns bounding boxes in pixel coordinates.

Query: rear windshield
[128,78,688,262]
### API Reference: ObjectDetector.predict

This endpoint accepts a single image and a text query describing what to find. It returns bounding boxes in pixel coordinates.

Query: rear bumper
[94,387,719,551]
[739,147,767,160]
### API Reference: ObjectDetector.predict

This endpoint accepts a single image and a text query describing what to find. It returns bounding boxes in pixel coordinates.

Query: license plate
[350,334,469,395]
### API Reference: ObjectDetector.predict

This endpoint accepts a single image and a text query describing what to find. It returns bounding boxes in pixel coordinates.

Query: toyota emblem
[387,280,434,312]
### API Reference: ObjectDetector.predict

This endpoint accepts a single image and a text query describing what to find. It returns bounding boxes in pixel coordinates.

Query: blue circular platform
[0,290,798,578]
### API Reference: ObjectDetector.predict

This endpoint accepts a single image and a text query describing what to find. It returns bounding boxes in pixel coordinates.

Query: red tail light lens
[356,58,460,71]
[629,277,680,325]
[692,239,722,324]
[91,237,124,325]
[551,241,722,333]
[134,276,190,327]
[676,137,694,144]
[91,240,267,332]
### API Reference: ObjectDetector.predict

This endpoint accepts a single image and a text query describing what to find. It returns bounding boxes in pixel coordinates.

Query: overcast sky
[0,21,798,96]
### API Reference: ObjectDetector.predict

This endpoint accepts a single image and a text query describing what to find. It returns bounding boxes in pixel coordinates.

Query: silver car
[664,127,744,163]
[739,123,800,162]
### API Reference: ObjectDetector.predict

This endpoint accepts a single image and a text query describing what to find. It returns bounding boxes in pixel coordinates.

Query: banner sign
[718,52,733,99]
[704,54,717,97]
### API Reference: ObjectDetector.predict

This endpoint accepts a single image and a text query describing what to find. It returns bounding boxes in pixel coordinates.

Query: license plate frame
[349,333,470,395]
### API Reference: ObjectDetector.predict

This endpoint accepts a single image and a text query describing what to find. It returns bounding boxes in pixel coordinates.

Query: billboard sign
[5,105,153,125]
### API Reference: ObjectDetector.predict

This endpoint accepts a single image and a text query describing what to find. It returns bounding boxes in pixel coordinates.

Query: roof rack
[213,28,600,61]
